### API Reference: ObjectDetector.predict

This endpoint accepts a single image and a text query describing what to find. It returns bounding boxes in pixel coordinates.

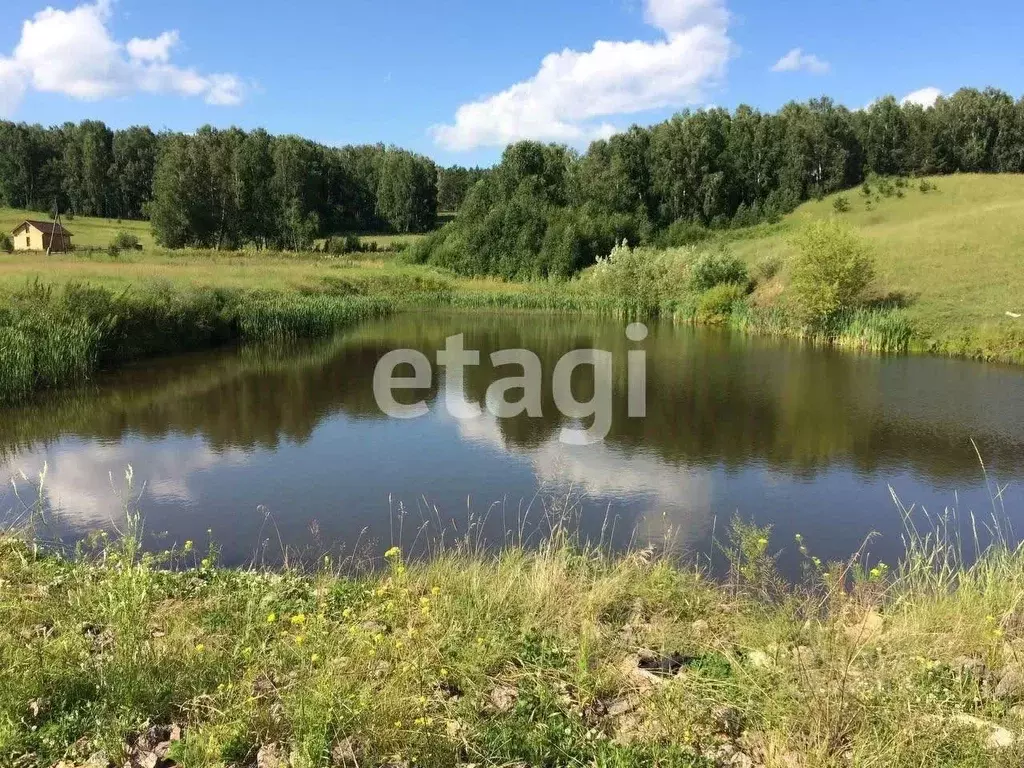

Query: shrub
[0,232,12,253]
[754,253,782,282]
[111,231,142,251]
[696,283,746,323]
[689,248,748,292]
[832,195,851,213]
[656,219,713,248]
[584,242,691,308]
[789,220,875,323]
[402,229,445,265]
[539,205,639,278]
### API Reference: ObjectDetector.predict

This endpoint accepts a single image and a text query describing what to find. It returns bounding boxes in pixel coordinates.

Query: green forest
[0,122,487,249]
[2,87,1023,270]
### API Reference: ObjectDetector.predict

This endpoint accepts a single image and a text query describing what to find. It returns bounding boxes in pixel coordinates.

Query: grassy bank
[0,280,392,406]
[4,506,1024,766]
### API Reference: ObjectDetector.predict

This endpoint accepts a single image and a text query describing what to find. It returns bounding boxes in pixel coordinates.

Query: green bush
[0,232,12,253]
[789,220,875,323]
[417,144,643,279]
[754,253,782,282]
[832,195,851,213]
[538,204,639,278]
[696,283,746,323]
[111,231,142,251]
[324,235,364,255]
[584,242,691,308]
[689,248,748,292]
[654,218,713,248]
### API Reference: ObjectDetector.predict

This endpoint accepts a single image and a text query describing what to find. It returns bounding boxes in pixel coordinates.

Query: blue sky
[1,0,1022,166]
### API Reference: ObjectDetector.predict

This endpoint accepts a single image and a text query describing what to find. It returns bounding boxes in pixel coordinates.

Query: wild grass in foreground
[3,478,1024,766]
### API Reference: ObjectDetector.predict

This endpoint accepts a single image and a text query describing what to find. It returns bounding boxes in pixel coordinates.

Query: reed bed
[727,303,915,354]
[0,282,390,407]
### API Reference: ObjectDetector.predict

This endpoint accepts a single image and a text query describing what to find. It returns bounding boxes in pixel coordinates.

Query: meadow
[3,498,1024,767]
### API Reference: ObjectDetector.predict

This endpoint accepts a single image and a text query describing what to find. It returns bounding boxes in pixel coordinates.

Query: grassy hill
[726,174,1024,357]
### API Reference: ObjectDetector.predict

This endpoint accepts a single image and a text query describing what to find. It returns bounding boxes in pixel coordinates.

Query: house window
[26,235,30,248]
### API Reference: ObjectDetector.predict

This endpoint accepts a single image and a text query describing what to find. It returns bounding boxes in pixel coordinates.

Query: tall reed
[0,282,391,406]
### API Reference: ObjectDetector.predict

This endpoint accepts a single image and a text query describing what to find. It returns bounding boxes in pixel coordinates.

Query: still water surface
[2,312,1023,575]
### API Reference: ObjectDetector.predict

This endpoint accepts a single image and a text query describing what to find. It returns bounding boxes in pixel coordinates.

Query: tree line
[0,120,487,248]
[415,87,1024,278]
[3,87,1023,259]
[0,121,159,221]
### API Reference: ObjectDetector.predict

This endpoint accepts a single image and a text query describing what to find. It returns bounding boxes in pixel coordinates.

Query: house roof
[13,220,74,237]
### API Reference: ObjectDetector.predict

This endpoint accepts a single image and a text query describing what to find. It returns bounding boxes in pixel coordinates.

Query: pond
[2,311,1023,576]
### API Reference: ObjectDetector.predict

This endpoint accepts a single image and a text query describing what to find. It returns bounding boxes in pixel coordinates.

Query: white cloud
[771,47,830,75]
[432,0,732,151]
[0,58,27,115]
[645,0,729,34]
[901,86,942,108]
[456,411,715,550]
[126,30,180,63]
[2,438,249,531]
[0,0,245,117]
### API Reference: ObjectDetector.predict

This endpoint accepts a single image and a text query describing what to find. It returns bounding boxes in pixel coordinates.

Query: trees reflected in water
[3,312,1023,485]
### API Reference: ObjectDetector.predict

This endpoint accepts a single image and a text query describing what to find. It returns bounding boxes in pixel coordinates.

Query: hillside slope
[727,174,1024,357]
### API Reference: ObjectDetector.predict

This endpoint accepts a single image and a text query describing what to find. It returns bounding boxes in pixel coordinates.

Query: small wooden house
[11,220,74,253]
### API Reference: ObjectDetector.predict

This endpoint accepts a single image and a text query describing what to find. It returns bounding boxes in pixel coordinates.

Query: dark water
[2,311,1023,575]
